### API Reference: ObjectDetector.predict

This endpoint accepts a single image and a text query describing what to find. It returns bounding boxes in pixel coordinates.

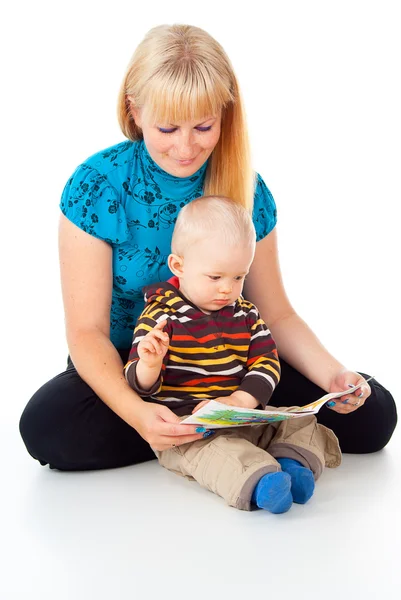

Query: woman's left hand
[327,370,372,414]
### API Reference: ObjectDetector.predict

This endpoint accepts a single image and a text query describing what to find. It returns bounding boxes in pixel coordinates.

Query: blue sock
[276,458,315,504]
[251,471,292,514]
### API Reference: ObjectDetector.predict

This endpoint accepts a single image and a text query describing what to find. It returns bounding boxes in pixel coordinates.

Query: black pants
[19,349,397,470]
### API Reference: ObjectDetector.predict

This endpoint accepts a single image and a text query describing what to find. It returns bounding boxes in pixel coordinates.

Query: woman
[19,24,397,470]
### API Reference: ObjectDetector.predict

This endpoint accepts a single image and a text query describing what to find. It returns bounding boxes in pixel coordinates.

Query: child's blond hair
[171,196,256,256]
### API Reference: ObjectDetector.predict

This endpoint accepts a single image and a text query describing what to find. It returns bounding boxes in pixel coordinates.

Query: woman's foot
[251,471,292,513]
[276,458,315,504]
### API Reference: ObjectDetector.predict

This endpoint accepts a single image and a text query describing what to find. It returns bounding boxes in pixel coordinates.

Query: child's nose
[219,282,232,294]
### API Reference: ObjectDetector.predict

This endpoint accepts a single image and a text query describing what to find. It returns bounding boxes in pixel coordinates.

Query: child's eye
[208,276,220,281]
[234,276,245,281]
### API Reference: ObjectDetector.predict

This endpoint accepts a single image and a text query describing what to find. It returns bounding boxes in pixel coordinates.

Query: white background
[1,1,400,416]
[1,2,400,599]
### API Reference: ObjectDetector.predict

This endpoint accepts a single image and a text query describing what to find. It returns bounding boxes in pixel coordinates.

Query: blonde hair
[171,196,256,256]
[117,24,255,211]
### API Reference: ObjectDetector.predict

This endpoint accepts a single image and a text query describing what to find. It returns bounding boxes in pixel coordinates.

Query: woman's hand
[132,401,206,451]
[326,370,372,414]
[137,320,169,368]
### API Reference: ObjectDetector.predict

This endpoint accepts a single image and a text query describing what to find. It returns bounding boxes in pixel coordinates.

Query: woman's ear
[168,254,184,277]
[127,96,142,127]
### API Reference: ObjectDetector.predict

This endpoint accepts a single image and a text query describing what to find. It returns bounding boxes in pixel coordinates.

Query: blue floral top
[60,140,277,348]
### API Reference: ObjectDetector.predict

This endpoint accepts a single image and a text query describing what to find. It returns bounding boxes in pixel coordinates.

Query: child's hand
[192,391,259,414]
[227,391,259,409]
[138,320,169,368]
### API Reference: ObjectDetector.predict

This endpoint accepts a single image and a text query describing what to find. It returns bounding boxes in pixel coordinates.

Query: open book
[181,378,373,429]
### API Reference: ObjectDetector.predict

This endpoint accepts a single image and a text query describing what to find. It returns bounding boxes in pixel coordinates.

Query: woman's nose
[176,133,195,157]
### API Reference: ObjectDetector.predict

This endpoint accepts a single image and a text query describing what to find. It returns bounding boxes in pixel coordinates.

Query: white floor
[2,4,401,598]
[2,414,400,600]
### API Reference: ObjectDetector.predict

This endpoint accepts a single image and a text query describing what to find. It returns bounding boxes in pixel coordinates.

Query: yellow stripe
[123,359,136,371]
[147,308,167,320]
[143,301,164,316]
[168,344,248,354]
[169,354,246,366]
[135,322,154,334]
[158,393,217,399]
[250,360,280,380]
[223,344,249,351]
[251,319,267,331]
[251,356,279,368]
[161,385,238,393]
[263,365,280,380]
[158,295,182,305]
[237,298,253,309]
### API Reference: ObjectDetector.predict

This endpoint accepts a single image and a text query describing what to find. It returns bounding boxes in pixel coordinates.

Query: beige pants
[155,413,341,511]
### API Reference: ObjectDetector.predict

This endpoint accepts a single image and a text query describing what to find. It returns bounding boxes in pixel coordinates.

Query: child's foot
[251,471,292,513]
[276,458,315,504]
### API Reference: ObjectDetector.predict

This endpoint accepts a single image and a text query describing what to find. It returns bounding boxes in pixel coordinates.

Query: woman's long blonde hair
[117,24,255,211]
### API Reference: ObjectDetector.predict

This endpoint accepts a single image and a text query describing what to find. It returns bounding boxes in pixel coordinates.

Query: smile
[176,158,196,165]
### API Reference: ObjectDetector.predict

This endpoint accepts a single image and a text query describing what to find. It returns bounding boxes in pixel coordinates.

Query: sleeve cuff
[238,374,274,408]
[125,361,162,397]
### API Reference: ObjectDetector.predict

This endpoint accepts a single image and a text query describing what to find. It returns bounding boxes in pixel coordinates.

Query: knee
[19,393,46,464]
[19,403,30,444]
[364,378,397,452]
[19,383,57,465]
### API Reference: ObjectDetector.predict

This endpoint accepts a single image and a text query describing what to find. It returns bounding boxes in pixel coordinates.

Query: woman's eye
[158,126,212,134]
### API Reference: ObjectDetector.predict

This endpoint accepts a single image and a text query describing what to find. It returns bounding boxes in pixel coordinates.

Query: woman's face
[131,106,221,177]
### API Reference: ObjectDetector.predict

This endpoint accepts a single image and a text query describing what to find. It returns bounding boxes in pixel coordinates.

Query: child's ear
[168,253,184,276]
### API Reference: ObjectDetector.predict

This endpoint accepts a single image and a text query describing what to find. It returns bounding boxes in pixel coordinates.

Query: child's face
[175,237,254,313]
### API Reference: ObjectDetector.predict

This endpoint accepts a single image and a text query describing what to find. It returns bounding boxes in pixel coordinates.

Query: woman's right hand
[131,401,206,451]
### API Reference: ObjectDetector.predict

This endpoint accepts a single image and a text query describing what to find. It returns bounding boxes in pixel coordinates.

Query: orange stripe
[184,376,237,386]
[248,353,278,366]
[221,333,250,339]
[172,332,250,343]
[172,333,218,343]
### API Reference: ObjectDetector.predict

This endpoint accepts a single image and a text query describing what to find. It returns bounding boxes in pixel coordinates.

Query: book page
[181,378,373,428]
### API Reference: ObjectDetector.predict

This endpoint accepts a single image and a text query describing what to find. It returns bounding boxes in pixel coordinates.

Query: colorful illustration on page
[195,409,291,426]
[182,401,299,428]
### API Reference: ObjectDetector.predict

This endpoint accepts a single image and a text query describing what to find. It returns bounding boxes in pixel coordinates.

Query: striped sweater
[124,277,280,416]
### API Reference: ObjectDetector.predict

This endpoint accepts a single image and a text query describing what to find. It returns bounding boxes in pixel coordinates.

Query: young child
[124,196,341,513]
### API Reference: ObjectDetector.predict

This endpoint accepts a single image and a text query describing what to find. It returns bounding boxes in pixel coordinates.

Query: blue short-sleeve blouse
[60,140,277,348]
